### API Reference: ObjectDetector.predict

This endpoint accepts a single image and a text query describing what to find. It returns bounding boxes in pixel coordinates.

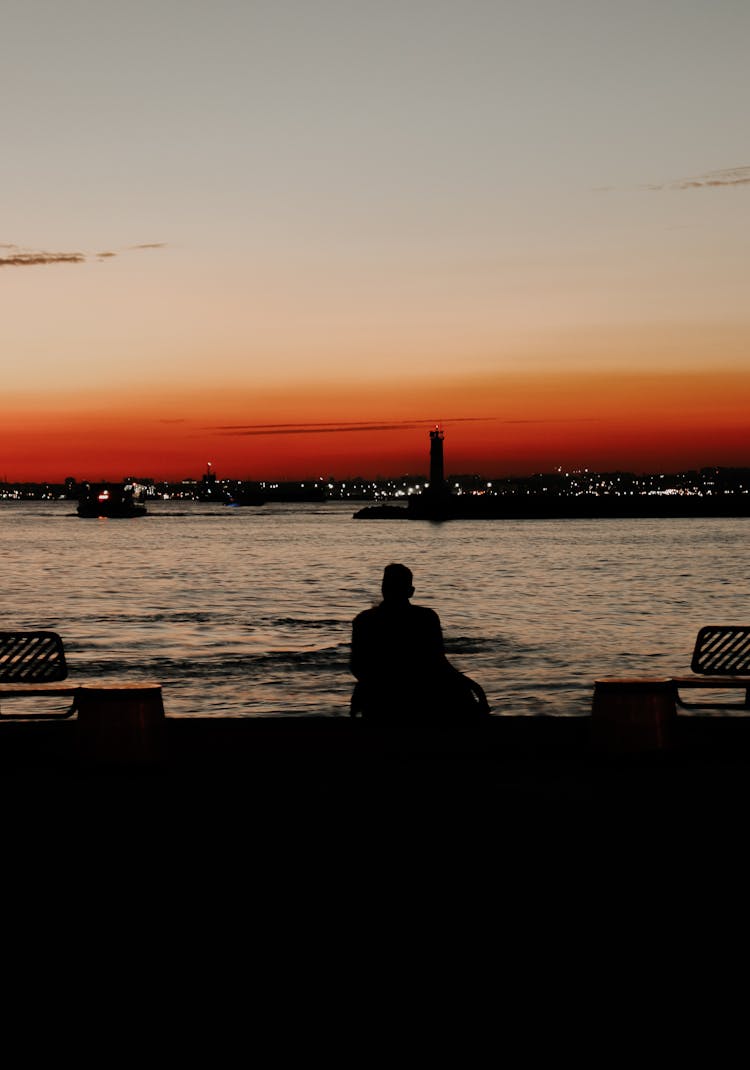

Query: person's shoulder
[410,604,440,624]
[353,605,381,626]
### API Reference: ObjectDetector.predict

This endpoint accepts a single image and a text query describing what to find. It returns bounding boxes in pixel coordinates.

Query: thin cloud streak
[0,242,167,268]
[217,423,441,437]
[210,416,596,438]
[212,417,492,437]
[0,252,85,267]
[596,167,750,194]
[646,165,750,191]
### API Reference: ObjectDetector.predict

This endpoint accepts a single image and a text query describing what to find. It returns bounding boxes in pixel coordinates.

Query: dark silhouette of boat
[77,482,148,518]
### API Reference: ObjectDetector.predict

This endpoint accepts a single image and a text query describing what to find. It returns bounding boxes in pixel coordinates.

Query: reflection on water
[1,500,747,717]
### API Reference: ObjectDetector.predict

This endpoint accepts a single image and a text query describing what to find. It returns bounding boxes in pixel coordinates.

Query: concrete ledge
[5,713,750,816]
[6,707,750,768]
[0,712,587,769]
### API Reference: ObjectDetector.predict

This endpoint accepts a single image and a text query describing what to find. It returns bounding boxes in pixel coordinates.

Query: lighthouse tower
[428,426,447,497]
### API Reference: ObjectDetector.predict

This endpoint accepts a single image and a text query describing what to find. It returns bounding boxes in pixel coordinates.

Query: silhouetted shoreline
[3,464,749,506]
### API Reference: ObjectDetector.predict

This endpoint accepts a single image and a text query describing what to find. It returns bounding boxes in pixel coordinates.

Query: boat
[77,482,148,518]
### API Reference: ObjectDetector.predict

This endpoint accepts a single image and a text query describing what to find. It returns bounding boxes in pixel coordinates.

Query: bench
[0,630,165,762]
[0,631,78,717]
[671,625,750,710]
[592,626,750,750]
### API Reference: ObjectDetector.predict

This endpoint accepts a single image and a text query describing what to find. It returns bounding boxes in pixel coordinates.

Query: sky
[2,0,748,481]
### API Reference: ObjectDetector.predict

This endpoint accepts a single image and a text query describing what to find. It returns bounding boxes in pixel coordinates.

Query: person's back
[350,563,489,723]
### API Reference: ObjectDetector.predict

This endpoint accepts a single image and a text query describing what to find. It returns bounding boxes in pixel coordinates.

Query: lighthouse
[428,426,447,497]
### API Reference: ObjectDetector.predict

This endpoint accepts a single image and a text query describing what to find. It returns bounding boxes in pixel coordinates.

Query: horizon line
[3,461,749,486]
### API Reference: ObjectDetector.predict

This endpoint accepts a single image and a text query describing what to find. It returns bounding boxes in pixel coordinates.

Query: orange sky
[3,364,748,481]
[3,5,748,482]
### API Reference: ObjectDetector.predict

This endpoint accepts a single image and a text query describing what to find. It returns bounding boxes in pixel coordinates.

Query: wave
[75,643,350,680]
[444,636,506,655]
[72,611,350,629]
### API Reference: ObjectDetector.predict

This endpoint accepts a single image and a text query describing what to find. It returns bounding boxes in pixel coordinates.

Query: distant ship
[77,481,148,518]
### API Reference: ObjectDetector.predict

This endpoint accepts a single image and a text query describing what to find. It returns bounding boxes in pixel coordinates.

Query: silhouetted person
[350,563,490,723]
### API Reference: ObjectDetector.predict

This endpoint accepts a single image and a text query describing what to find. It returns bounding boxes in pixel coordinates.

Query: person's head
[381,563,414,602]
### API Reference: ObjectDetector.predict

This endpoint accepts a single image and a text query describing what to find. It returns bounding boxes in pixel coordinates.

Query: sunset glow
[3,2,748,482]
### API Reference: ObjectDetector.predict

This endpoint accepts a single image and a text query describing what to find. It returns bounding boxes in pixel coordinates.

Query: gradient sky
[2,0,748,480]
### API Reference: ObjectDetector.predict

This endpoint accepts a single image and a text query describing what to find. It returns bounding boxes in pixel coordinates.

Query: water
[1,500,747,717]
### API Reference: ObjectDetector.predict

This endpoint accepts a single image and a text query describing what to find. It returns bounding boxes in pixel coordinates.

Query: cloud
[212,418,492,437]
[646,166,750,191]
[0,240,166,268]
[0,251,85,267]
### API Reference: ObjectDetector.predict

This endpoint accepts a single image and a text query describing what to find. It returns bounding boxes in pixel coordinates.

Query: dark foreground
[5,714,749,981]
[4,713,750,816]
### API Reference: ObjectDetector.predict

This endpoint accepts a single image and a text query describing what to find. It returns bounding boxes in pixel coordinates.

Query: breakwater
[354,492,750,521]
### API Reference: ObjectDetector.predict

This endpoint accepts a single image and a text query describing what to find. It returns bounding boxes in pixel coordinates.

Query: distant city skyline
[3,2,748,481]
[2,450,749,491]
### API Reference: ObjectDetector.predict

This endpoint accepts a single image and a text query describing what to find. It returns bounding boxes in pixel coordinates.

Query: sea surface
[1,500,747,718]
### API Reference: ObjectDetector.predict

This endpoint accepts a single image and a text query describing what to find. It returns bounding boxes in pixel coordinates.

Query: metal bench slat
[0,631,68,683]
[691,626,750,676]
[706,631,750,672]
